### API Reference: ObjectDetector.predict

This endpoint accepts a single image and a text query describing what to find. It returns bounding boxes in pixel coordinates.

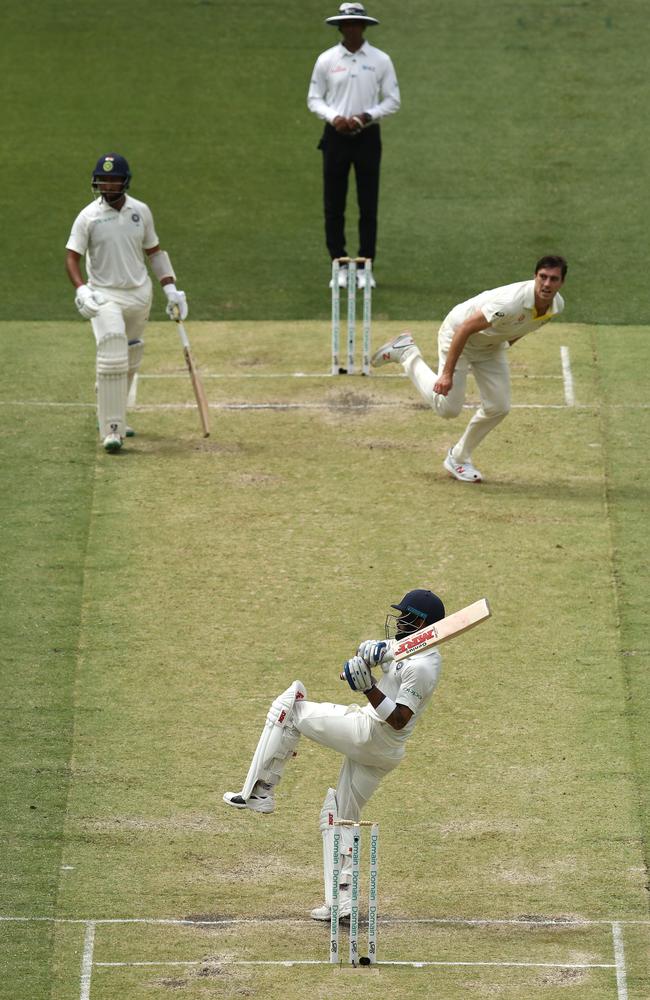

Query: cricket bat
[172,309,210,437]
[340,599,491,681]
[392,597,491,660]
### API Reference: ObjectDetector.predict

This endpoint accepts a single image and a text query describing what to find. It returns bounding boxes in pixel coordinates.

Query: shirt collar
[97,194,132,214]
[337,41,369,57]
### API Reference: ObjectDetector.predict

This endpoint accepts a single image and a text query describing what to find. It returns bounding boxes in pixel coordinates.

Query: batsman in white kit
[371,255,567,482]
[65,153,189,452]
[224,588,446,921]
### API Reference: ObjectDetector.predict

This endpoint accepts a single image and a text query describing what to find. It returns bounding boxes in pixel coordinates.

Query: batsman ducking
[223,590,491,964]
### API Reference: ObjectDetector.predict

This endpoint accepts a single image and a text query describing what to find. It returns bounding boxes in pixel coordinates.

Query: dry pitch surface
[1,320,648,999]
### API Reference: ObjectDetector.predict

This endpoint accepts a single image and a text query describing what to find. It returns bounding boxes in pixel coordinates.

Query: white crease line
[561,345,576,405]
[95,959,615,970]
[3,914,649,927]
[79,922,96,1000]
[0,400,578,412]
[137,372,563,381]
[612,922,629,1000]
[2,399,648,411]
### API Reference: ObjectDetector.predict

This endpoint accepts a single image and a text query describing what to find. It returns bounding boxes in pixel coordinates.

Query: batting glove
[164,284,188,320]
[341,655,374,692]
[74,284,106,319]
[357,639,392,671]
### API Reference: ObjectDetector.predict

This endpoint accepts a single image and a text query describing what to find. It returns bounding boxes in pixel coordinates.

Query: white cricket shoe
[371,332,418,367]
[443,450,482,483]
[329,265,349,289]
[357,269,376,290]
[125,426,135,438]
[310,886,351,921]
[102,431,123,453]
[222,791,275,814]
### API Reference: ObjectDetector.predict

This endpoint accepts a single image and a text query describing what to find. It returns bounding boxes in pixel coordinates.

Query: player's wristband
[374,696,397,721]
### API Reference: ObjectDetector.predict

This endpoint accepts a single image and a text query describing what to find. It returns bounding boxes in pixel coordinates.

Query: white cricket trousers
[293,700,404,822]
[90,284,152,349]
[403,329,511,462]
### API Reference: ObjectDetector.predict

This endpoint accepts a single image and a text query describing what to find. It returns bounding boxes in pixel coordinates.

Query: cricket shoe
[310,886,351,922]
[357,269,376,290]
[371,332,419,367]
[443,450,482,483]
[222,791,275,814]
[329,265,349,289]
[125,426,135,438]
[102,431,123,453]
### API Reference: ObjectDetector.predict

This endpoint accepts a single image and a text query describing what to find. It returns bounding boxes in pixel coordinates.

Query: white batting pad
[241,680,306,800]
[96,330,129,438]
[128,338,145,379]
[127,338,145,406]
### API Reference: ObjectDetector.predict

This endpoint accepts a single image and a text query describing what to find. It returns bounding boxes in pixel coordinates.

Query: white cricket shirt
[66,196,159,290]
[308,41,400,122]
[442,279,565,352]
[365,647,441,743]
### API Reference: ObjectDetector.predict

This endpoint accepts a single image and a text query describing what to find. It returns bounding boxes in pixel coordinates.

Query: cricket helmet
[326,3,379,26]
[387,589,445,639]
[91,153,132,199]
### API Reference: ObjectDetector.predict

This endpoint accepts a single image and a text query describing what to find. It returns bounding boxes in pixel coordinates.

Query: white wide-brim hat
[326,3,379,26]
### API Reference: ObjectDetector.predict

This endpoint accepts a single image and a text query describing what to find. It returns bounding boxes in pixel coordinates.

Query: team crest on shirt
[131,213,140,223]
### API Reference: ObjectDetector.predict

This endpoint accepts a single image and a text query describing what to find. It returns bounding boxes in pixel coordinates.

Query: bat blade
[392,598,491,661]
[183,344,210,437]
[172,312,210,437]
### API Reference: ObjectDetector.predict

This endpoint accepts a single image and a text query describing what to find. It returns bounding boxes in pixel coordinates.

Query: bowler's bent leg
[452,351,511,463]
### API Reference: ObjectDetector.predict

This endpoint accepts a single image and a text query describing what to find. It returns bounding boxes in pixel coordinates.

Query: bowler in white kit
[224,589,445,920]
[65,153,188,452]
[371,255,568,482]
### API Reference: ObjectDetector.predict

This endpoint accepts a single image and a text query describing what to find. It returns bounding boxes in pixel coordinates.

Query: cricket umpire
[224,588,445,920]
[308,3,400,289]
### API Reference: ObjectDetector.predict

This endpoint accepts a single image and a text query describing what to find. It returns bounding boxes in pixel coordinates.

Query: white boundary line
[561,345,576,405]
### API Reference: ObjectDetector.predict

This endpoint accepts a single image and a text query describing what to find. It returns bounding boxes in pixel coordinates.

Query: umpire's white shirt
[364,647,441,744]
[441,279,565,354]
[66,196,159,290]
[308,41,401,122]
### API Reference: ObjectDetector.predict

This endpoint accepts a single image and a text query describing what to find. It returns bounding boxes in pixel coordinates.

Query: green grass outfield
[2,0,650,996]
[0,320,648,998]
[4,0,650,322]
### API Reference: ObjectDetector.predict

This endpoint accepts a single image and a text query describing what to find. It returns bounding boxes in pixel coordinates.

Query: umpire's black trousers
[318,123,382,261]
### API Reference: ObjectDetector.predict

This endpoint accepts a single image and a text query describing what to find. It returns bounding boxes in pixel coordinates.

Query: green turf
[3,0,650,322]
[2,2,650,996]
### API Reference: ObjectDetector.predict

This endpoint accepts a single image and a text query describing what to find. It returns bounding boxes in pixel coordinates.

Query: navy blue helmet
[91,153,131,200]
[387,589,445,640]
